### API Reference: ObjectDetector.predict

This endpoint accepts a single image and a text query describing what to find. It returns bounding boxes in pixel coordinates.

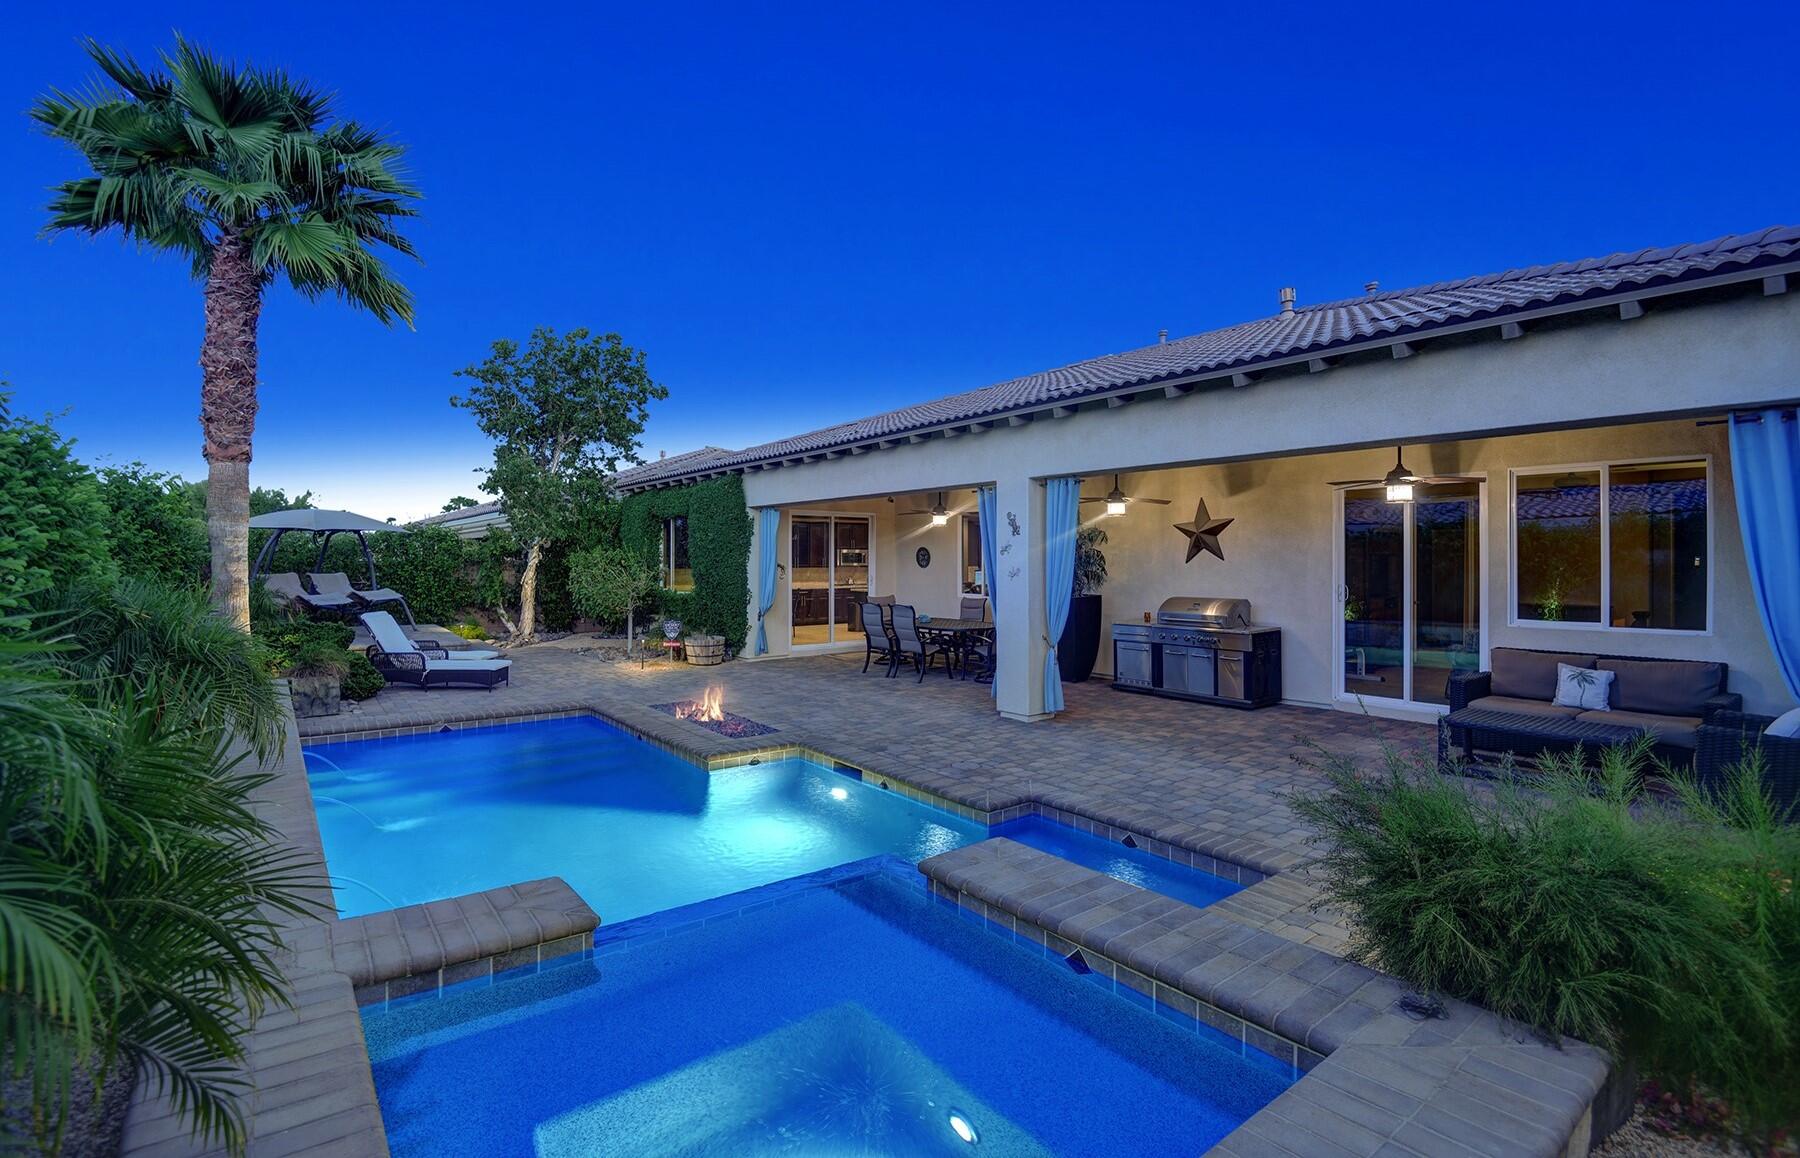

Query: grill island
[1111,597,1282,709]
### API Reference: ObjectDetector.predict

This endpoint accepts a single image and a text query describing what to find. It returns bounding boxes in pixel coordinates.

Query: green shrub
[0,394,115,616]
[97,463,208,587]
[620,476,751,650]
[568,544,660,639]
[1291,739,1799,1141]
[339,651,385,701]
[3,583,317,1152]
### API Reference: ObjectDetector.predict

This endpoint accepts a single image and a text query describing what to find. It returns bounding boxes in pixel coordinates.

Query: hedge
[0,401,115,614]
[620,476,752,650]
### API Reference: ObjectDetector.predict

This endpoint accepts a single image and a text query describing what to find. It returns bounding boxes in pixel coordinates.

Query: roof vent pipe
[1279,287,1296,316]
[1158,328,1168,343]
[1365,280,1380,295]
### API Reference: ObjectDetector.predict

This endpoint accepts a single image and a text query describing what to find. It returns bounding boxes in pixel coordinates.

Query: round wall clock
[915,547,931,568]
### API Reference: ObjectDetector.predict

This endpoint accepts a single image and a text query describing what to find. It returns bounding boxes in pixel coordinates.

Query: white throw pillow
[1552,663,1613,711]
[1765,708,1800,738]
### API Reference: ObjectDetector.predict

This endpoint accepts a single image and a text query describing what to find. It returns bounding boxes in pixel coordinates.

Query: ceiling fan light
[930,492,949,526]
[1383,459,1417,503]
[1104,486,1128,517]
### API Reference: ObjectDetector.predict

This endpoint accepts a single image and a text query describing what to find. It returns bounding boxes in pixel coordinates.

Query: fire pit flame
[677,686,726,723]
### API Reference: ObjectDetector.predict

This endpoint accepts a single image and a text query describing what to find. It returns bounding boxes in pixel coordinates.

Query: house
[614,226,1800,724]
[415,500,509,539]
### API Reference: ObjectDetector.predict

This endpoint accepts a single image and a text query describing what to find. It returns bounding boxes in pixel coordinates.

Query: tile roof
[414,500,502,526]
[611,446,737,488]
[617,226,1800,490]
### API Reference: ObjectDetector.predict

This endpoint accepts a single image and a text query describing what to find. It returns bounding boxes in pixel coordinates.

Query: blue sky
[2,2,1793,521]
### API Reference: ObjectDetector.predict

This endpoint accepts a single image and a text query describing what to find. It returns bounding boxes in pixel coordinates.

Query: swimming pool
[307,717,1244,922]
[306,717,985,920]
[363,861,1292,1156]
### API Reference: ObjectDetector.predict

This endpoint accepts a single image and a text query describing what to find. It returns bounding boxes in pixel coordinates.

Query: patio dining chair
[261,572,357,617]
[959,595,990,622]
[890,604,954,683]
[859,601,899,675]
[309,571,417,627]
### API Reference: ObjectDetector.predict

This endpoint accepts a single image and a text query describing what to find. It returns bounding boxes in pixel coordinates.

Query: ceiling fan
[1329,446,1470,502]
[896,491,952,526]
[1079,474,1171,516]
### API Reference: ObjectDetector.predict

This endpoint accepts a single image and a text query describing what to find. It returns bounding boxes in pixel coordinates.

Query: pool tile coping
[923,838,1610,1158]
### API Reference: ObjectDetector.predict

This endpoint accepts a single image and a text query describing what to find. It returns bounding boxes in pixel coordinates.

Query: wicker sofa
[1694,711,1800,813]
[1445,647,1741,769]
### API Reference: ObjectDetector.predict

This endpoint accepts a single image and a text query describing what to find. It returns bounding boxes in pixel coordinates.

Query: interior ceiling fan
[1330,446,1471,500]
[1079,474,1171,514]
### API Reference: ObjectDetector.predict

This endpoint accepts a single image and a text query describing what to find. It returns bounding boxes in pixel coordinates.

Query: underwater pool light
[829,786,849,801]
[948,1111,977,1144]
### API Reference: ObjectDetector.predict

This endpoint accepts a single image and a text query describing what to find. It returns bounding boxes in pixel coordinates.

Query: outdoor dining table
[919,617,993,679]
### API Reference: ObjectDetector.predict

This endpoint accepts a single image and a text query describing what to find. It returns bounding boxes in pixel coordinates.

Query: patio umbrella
[249,508,407,589]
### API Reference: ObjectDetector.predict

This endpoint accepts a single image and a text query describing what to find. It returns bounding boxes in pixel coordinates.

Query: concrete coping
[327,876,599,1005]
[921,838,1610,1158]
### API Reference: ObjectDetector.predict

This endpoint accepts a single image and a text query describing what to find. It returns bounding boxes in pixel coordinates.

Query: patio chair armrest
[1695,713,1800,812]
[1445,670,1490,712]
[368,648,426,676]
[1700,692,1743,722]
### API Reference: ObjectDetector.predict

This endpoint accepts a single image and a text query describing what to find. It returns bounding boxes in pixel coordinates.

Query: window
[1512,460,1708,631]
[662,516,693,591]
[960,514,983,593]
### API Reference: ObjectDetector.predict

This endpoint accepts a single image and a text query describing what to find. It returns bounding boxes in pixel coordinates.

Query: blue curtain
[978,486,999,700]
[1042,477,1080,713]
[1731,409,1800,701]
[754,507,781,656]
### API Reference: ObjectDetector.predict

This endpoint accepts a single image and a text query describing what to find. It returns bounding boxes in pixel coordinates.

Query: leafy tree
[34,37,420,630]
[568,545,661,648]
[0,393,115,616]
[97,463,209,587]
[452,327,665,637]
[440,496,480,512]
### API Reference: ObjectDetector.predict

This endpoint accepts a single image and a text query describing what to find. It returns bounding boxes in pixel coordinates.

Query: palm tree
[33,38,420,628]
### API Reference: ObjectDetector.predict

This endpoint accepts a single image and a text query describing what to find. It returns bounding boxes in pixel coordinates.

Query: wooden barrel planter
[684,635,725,666]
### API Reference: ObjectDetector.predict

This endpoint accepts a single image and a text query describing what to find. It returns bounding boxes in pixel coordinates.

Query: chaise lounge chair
[262,572,357,616]
[309,572,416,627]
[360,612,511,690]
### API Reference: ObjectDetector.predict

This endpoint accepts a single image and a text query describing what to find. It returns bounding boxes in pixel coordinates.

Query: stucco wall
[730,289,1799,715]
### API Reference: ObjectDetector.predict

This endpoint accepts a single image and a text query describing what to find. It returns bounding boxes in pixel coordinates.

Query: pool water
[306,717,986,920]
[993,815,1244,909]
[363,862,1293,1156]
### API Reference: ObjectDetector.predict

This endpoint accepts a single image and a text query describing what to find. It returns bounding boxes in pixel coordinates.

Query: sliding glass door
[790,515,872,647]
[1339,481,1484,709]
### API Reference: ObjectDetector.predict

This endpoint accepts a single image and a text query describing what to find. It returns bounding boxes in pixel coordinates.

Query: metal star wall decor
[1174,498,1234,562]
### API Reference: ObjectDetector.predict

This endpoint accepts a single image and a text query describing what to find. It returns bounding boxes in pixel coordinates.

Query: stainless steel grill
[1112,596,1281,707]
[1154,596,1252,631]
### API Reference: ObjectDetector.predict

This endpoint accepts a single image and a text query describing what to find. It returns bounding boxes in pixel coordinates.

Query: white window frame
[662,516,694,592]
[1506,455,1713,636]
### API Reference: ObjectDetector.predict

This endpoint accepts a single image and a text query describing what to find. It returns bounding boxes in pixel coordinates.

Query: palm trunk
[199,231,262,630]
[517,539,542,639]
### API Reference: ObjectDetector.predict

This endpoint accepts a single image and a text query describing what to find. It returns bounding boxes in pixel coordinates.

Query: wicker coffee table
[1438,707,1647,775]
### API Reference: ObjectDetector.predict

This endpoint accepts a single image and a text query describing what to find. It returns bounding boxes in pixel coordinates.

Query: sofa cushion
[1767,707,1800,739]
[1489,649,1597,701]
[1597,657,1724,717]
[1553,663,1615,711]
[1574,709,1702,749]
[1467,695,1583,721]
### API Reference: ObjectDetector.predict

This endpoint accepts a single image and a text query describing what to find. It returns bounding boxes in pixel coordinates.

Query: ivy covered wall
[620,476,753,650]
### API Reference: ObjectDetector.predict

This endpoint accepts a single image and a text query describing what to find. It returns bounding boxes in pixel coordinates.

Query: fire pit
[651,687,778,738]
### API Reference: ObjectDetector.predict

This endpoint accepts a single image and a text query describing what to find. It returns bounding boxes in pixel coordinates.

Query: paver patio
[303,644,1433,953]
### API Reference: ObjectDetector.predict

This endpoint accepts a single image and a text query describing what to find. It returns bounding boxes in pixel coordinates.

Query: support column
[993,474,1050,721]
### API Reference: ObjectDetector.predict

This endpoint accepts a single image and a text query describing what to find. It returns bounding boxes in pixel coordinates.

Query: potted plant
[284,641,348,718]
[1058,526,1109,683]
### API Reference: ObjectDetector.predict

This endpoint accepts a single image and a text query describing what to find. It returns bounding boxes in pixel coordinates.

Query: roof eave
[615,256,1800,493]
